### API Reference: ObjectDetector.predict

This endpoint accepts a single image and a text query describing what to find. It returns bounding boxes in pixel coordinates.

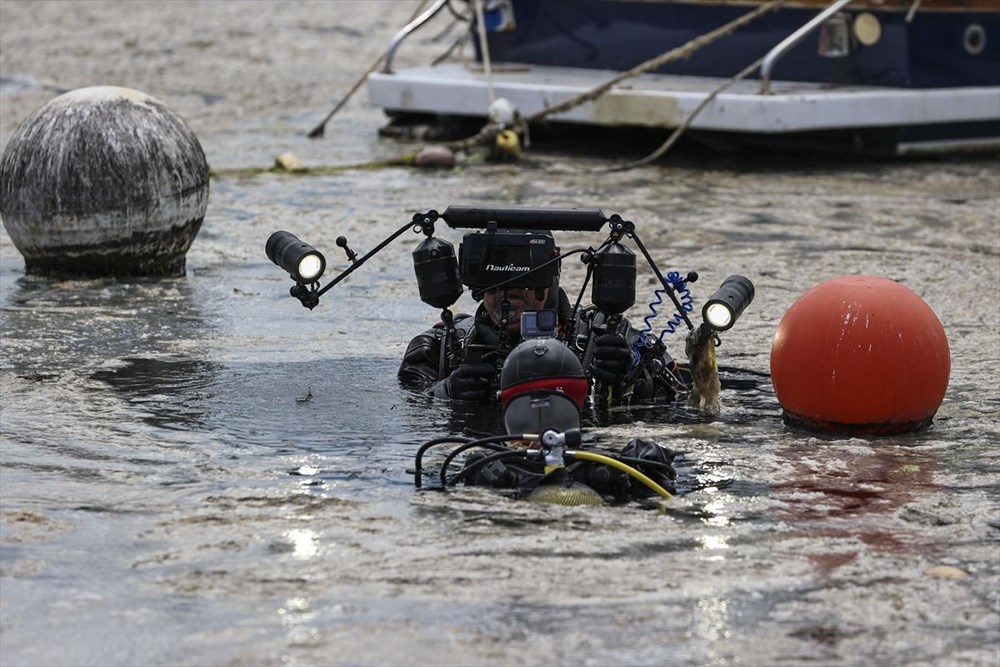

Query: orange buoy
[770,275,950,434]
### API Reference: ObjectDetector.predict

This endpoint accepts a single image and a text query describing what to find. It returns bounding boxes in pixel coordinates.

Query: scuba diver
[415,334,678,505]
[266,205,756,505]
[397,228,684,405]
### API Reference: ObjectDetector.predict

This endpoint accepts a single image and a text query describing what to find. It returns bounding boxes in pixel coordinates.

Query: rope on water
[604,55,766,172]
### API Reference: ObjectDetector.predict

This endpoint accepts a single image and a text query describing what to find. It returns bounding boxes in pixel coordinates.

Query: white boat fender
[488,97,530,148]
[488,97,518,128]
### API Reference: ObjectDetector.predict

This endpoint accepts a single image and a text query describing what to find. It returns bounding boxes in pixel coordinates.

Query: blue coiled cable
[640,271,693,341]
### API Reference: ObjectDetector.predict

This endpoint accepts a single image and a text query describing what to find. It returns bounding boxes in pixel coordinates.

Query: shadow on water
[89,357,460,489]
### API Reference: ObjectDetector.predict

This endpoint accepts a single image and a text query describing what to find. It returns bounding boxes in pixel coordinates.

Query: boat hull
[367,0,1000,155]
[481,0,999,89]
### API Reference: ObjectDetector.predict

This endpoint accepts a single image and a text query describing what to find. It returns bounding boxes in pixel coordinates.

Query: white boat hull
[368,63,1000,154]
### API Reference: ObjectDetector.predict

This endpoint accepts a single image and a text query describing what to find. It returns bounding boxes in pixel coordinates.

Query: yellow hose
[570,451,673,500]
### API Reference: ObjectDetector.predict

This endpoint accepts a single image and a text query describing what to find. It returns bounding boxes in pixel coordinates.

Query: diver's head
[483,287,549,333]
[499,337,588,435]
[459,228,560,333]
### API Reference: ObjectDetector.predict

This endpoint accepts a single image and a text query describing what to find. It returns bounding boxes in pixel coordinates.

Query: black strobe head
[703,275,755,331]
[412,236,463,309]
[459,228,559,290]
[591,241,636,314]
[266,231,326,284]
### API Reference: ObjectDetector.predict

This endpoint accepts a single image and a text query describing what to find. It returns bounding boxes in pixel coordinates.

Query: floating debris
[926,565,970,580]
[274,152,304,171]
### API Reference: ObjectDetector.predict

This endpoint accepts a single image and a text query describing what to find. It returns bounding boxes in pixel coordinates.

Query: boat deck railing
[759,0,856,94]
[382,0,449,74]
[384,0,868,96]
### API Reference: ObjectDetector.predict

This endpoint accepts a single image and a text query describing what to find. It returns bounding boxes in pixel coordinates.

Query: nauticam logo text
[486,263,530,272]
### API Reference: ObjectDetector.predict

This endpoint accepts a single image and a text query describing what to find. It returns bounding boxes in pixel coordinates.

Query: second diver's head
[499,337,588,436]
[461,228,560,334]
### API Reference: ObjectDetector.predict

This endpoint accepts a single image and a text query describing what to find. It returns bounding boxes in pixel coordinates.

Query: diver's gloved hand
[592,333,632,385]
[445,362,497,402]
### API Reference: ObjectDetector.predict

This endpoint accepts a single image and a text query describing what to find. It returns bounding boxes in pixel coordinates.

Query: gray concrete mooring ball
[0,86,209,277]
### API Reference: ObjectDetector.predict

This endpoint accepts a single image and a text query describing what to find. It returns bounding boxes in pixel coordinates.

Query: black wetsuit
[463,437,677,504]
[398,290,682,403]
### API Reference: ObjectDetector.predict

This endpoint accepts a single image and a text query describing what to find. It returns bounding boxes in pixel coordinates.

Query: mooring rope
[441,0,786,158]
[295,0,791,168]
[604,55,767,171]
[525,0,787,124]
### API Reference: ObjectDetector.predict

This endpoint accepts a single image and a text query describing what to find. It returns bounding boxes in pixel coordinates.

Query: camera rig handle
[439,205,607,231]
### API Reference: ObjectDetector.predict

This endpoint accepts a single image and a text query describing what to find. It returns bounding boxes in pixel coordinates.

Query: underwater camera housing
[459,229,558,291]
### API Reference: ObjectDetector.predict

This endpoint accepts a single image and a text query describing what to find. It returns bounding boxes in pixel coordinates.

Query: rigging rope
[525,0,787,124]
[605,55,767,171]
[472,0,497,105]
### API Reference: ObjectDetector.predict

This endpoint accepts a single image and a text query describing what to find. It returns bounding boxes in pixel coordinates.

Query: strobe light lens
[704,302,734,330]
[702,275,755,332]
[297,254,324,282]
[266,231,326,283]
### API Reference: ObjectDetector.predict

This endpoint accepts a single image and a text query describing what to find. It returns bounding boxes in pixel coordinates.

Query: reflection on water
[93,358,222,430]
[275,529,320,560]
[2,275,209,371]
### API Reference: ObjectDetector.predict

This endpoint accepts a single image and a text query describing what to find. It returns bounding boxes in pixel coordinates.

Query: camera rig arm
[266,205,752,340]
[605,214,695,332]
[278,212,441,309]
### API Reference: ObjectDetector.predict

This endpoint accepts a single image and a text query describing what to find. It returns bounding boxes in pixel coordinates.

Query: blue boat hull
[481,0,999,89]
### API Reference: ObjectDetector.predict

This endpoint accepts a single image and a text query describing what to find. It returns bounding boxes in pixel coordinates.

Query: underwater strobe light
[266,231,326,284]
[703,275,755,332]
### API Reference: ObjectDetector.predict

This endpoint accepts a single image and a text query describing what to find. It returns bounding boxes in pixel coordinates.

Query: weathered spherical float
[0,86,209,277]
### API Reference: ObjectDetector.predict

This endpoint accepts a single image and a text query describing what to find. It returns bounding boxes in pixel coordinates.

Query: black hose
[446,449,533,488]
[437,433,532,488]
[414,436,473,488]
[612,456,677,480]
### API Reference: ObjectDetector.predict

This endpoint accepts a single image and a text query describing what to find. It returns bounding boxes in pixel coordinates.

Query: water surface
[2,2,999,666]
